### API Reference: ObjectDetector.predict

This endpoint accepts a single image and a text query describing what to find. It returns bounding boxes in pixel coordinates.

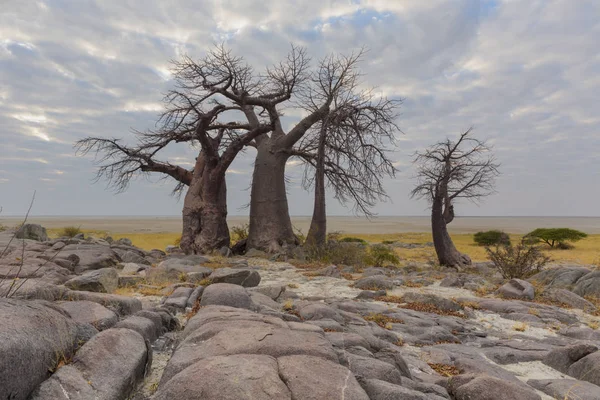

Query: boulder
[153,355,291,400]
[539,288,597,311]
[278,355,370,400]
[116,238,133,246]
[543,343,598,374]
[164,286,194,309]
[208,267,261,287]
[343,353,404,384]
[186,285,205,308]
[120,262,147,275]
[497,279,535,300]
[31,328,151,400]
[64,267,119,293]
[0,298,79,400]
[15,223,48,241]
[573,271,600,298]
[58,300,118,331]
[402,292,463,312]
[62,290,142,316]
[359,378,444,400]
[529,266,591,289]
[115,315,161,342]
[247,284,286,301]
[120,250,151,265]
[528,379,600,400]
[449,374,541,400]
[200,283,255,310]
[568,351,600,386]
[353,276,395,290]
[61,244,121,273]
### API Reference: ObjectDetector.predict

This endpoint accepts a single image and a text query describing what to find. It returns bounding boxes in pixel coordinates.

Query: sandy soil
[2,215,600,234]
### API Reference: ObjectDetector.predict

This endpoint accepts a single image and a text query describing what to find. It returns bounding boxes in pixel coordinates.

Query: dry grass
[400,302,466,319]
[428,363,460,377]
[364,313,404,329]
[513,322,528,332]
[402,280,424,288]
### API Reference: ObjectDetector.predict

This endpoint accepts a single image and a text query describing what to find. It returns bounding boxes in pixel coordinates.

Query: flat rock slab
[449,374,541,400]
[154,355,291,400]
[278,355,370,400]
[63,290,142,316]
[65,267,119,293]
[61,244,121,274]
[528,379,600,400]
[0,298,79,400]
[58,300,118,331]
[200,283,256,310]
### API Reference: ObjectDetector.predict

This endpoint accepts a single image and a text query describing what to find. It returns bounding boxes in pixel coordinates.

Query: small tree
[411,129,500,269]
[524,228,588,249]
[486,244,550,279]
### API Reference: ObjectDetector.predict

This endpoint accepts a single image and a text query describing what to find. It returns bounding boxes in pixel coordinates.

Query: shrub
[382,240,396,245]
[340,237,367,244]
[485,243,550,279]
[0,224,7,232]
[230,223,249,242]
[58,226,82,238]
[366,244,400,267]
[524,228,587,249]
[305,241,368,267]
[326,231,342,241]
[473,230,510,246]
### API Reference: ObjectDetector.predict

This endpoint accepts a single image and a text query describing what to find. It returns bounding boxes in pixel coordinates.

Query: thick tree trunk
[247,142,298,252]
[180,154,229,254]
[306,127,327,248]
[431,197,471,269]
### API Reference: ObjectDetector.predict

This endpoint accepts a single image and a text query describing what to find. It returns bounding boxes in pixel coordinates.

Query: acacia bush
[485,244,550,279]
[305,241,369,267]
[524,228,587,249]
[473,230,510,246]
[58,226,82,238]
[340,237,367,244]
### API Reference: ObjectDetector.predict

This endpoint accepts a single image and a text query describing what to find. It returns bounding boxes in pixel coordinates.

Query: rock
[573,271,600,298]
[440,274,485,288]
[64,267,119,293]
[315,265,342,278]
[30,328,151,400]
[247,284,286,301]
[15,223,48,241]
[543,344,598,374]
[497,279,535,300]
[529,266,591,289]
[116,237,133,246]
[164,286,194,309]
[63,291,142,316]
[165,245,178,253]
[354,276,395,290]
[0,299,80,400]
[343,353,404,384]
[250,292,281,310]
[356,290,387,300]
[363,267,387,277]
[278,355,370,400]
[402,292,463,312]
[245,248,268,258]
[539,288,597,311]
[528,379,600,400]
[200,283,256,310]
[58,300,118,331]
[115,315,160,342]
[154,355,291,400]
[298,303,343,323]
[449,374,541,400]
[359,378,443,400]
[186,285,205,308]
[219,246,232,257]
[208,267,261,287]
[120,250,151,265]
[61,244,121,273]
[568,350,600,386]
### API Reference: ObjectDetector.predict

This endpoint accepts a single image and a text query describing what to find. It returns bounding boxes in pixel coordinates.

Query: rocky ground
[1,224,600,400]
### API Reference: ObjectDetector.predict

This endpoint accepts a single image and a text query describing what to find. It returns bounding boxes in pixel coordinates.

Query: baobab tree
[76,45,307,254]
[295,90,401,247]
[411,129,500,268]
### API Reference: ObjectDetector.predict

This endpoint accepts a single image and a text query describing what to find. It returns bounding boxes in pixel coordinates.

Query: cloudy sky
[1,0,598,217]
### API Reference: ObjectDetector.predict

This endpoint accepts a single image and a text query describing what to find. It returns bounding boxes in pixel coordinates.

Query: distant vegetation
[473,230,511,246]
[57,226,82,238]
[524,228,588,249]
[366,244,400,267]
[339,237,367,244]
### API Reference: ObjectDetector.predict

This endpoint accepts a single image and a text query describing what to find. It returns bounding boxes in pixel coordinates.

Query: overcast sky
[1,0,599,217]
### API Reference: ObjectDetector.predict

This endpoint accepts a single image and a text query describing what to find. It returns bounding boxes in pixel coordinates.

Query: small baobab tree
[294,89,401,248]
[76,45,308,254]
[411,129,500,268]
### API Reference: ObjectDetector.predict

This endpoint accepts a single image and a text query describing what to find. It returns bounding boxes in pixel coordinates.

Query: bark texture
[305,124,327,248]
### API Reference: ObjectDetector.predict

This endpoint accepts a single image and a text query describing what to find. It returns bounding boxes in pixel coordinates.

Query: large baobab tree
[76,45,306,254]
[295,90,401,247]
[411,129,500,268]
[245,51,374,252]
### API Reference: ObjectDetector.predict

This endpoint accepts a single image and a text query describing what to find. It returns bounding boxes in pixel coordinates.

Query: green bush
[485,244,550,279]
[340,237,367,244]
[366,244,400,268]
[524,228,588,249]
[58,226,82,238]
[305,241,369,267]
[473,230,511,246]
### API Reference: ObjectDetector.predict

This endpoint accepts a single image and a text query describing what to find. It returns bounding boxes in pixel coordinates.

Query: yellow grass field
[46,227,600,265]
